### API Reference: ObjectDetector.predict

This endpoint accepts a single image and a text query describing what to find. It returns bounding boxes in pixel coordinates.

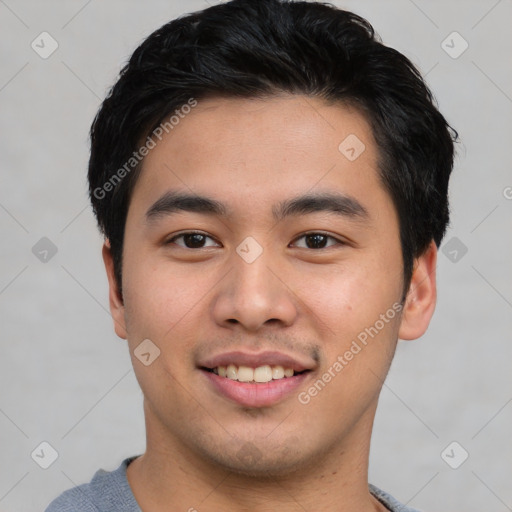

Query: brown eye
[292,232,342,249]
[166,232,220,249]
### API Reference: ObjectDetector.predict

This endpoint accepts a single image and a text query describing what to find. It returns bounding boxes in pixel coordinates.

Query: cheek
[121,255,220,393]
[122,252,208,337]
[295,256,403,403]
[121,257,203,404]
[295,258,401,336]
[299,288,401,425]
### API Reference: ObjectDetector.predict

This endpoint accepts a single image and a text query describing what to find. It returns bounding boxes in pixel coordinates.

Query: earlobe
[102,239,128,340]
[398,240,438,341]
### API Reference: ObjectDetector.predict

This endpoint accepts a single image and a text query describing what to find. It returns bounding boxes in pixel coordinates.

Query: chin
[202,437,313,478]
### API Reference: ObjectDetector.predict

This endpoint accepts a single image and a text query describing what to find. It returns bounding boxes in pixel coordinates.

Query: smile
[205,364,305,383]
[200,366,312,408]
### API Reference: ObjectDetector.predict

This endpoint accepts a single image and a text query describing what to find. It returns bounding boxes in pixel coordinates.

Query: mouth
[201,364,310,383]
[198,351,316,408]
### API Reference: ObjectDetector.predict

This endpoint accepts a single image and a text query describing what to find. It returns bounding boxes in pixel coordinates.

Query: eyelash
[165,231,345,250]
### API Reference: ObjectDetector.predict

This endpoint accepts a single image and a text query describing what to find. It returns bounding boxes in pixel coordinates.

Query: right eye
[165,231,221,249]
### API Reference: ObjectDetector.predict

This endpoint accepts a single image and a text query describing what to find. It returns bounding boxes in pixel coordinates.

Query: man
[46,0,457,510]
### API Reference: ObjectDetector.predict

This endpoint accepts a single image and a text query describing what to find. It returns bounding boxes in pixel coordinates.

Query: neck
[126,399,385,512]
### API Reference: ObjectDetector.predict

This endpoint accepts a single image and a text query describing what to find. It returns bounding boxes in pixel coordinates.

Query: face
[104,94,437,476]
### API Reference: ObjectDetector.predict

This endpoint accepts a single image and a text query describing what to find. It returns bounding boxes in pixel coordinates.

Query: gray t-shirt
[45,456,422,512]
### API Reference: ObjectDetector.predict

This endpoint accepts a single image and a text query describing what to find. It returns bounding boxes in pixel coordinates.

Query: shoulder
[45,456,141,512]
[44,482,98,512]
[369,483,423,512]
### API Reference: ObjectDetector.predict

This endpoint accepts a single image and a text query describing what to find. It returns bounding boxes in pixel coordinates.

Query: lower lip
[201,369,311,408]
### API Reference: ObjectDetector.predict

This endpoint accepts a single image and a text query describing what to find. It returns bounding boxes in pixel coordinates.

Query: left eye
[291,232,342,249]
[166,232,220,249]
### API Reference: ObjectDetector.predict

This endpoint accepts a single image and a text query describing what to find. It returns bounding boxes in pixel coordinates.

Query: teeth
[238,365,254,382]
[272,366,284,379]
[254,365,272,383]
[211,364,298,382]
[226,364,237,380]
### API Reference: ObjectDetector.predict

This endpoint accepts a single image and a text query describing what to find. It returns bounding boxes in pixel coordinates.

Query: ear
[398,240,437,341]
[102,239,128,340]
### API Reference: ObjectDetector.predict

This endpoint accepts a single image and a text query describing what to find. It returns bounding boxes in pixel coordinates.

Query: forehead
[128,94,388,222]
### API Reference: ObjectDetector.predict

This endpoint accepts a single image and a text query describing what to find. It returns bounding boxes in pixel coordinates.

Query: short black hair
[88,0,458,299]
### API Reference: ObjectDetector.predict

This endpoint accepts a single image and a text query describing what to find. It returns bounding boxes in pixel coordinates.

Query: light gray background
[1,1,511,511]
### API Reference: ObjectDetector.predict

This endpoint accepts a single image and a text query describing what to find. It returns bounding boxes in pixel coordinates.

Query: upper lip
[198,350,316,373]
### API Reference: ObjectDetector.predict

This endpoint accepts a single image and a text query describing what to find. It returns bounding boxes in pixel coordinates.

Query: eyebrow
[145,190,369,224]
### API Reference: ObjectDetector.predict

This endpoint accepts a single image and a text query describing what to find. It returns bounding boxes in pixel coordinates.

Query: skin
[102,94,437,512]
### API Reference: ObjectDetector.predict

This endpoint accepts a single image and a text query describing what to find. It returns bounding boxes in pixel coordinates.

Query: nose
[211,242,298,332]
